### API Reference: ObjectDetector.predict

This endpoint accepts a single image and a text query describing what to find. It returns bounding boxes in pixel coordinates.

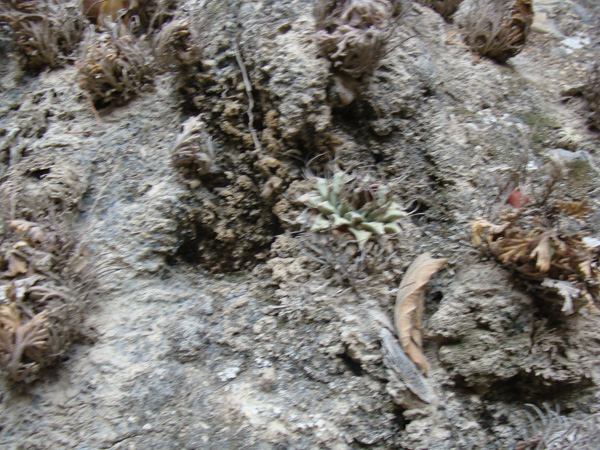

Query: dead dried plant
[517,404,600,450]
[314,0,403,78]
[462,0,533,63]
[0,304,49,382]
[471,205,600,315]
[583,63,600,130]
[82,0,175,31]
[0,218,102,383]
[0,0,85,70]
[152,15,200,71]
[171,116,215,177]
[302,232,397,293]
[415,0,463,22]
[0,154,87,222]
[77,26,153,107]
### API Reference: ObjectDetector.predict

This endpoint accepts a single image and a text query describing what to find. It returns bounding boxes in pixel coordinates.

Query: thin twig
[233,33,262,154]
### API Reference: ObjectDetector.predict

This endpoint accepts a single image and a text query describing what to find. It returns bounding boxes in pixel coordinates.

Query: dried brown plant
[463,0,533,63]
[152,14,201,72]
[314,0,403,78]
[0,304,50,382]
[0,218,100,383]
[82,0,176,31]
[415,0,464,21]
[471,207,600,315]
[517,404,600,450]
[171,116,215,177]
[302,231,397,292]
[583,63,600,130]
[0,154,87,222]
[0,0,85,70]
[77,26,153,107]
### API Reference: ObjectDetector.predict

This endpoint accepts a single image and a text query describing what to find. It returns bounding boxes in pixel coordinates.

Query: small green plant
[0,0,85,70]
[313,0,402,78]
[462,0,533,63]
[298,171,407,248]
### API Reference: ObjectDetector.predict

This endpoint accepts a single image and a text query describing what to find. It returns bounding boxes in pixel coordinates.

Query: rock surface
[0,0,600,449]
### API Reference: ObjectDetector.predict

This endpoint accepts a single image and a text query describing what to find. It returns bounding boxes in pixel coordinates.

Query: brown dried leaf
[470,219,509,247]
[530,232,552,274]
[394,253,446,375]
[7,253,28,277]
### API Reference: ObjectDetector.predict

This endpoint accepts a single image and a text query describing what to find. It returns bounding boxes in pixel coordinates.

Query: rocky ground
[0,0,599,449]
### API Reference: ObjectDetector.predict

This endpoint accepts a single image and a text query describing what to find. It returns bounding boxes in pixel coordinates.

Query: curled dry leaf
[394,253,446,375]
[7,253,28,277]
[470,218,510,247]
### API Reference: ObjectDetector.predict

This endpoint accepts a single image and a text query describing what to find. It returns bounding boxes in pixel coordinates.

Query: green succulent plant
[299,172,407,247]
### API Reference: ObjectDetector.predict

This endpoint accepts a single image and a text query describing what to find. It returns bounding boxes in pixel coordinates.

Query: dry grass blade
[394,252,446,374]
[379,327,433,403]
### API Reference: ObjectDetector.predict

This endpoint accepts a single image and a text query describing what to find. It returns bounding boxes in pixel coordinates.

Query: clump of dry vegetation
[471,158,600,315]
[462,0,533,63]
[517,404,600,450]
[0,153,104,383]
[82,0,177,31]
[0,154,87,221]
[77,26,153,108]
[583,63,600,130]
[0,0,85,70]
[152,12,201,72]
[415,0,463,22]
[0,220,93,382]
[313,0,403,78]
[171,116,215,178]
